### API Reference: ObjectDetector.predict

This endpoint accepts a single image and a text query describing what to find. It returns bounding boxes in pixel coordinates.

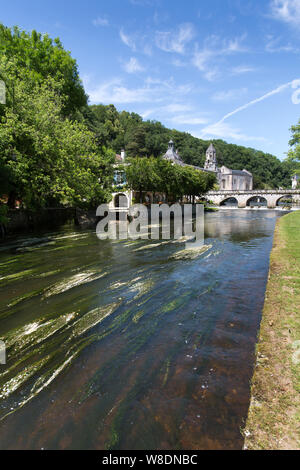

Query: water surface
[0,210,285,449]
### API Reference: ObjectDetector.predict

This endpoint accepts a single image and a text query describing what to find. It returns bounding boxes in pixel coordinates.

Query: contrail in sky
[201,79,297,137]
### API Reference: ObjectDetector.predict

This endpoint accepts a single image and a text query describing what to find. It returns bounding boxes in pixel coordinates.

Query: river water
[0,209,286,449]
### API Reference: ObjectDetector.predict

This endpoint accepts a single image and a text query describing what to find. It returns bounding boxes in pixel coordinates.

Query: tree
[125,157,216,203]
[286,118,300,179]
[0,57,113,209]
[0,24,87,117]
[126,157,161,202]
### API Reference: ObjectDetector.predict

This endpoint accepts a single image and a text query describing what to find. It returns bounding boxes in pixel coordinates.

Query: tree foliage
[126,157,216,202]
[287,118,300,180]
[0,31,113,210]
[0,24,87,116]
[87,104,294,189]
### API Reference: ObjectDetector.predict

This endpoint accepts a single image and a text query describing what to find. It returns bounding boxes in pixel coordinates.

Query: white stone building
[204,143,253,190]
[162,141,253,191]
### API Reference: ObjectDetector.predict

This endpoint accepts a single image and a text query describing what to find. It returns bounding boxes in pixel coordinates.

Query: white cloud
[143,43,153,56]
[270,0,300,26]
[144,76,193,95]
[82,74,92,89]
[155,23,195,54]
[87,77,193,105]
[170,115,209,125]
[141,109,156,119]
[172,58,187,67]
[130,0,154,5]
[265,34,298,52]
[212,88,248,102]
[231,65,256,74]
[140,103,193,119]
[92,17,109,27]
[192,35,248,81]
[197,122,267,142]
[163,103,192,113]
[123,57,145,73]
[88,80,150,104]
[120,29,136,51]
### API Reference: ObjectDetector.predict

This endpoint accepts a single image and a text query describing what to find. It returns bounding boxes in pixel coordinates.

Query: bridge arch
[246,196,267,207]
[220,197,238,207]
[276,194,293,207]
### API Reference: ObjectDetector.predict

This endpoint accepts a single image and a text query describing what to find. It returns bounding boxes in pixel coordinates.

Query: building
[110,141,253,209]
[292,174,299,189]
[162,141,253,191]
[162,140,185,166]
[113,149,127,189]
[203,143,253,190]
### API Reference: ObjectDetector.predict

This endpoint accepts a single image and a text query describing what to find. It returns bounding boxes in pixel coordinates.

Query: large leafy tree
[0,56,114,209]
[126,157,162,202]
[0,24,87,117]
[126,157,215,203]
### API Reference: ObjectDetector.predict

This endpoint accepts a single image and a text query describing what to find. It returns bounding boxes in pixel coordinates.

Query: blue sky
[2,0,300,159]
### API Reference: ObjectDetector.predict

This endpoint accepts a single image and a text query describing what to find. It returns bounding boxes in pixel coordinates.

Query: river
[0,209,286,449]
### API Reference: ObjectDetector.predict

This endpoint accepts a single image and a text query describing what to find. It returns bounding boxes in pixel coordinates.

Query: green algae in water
[43,270,108,298]
[0,268,36,284]
[0,212,282,449]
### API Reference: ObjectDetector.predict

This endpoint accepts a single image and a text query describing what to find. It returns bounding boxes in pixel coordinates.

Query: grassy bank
[244,211,300,450]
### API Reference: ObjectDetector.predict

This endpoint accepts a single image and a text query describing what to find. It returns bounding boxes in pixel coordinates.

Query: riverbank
[0,207,101,240]
[244,211,300,450]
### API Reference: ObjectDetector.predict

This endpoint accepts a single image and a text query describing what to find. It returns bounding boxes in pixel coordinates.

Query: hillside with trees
[86,104,295,190]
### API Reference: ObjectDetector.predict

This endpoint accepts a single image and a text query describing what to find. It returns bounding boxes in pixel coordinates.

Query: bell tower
[204,143,218,172]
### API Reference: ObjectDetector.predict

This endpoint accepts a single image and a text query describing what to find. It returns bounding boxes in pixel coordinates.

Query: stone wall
[1,207,76,239]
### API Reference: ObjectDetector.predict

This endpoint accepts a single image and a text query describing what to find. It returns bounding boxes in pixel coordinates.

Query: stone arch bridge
[206,189,300,209]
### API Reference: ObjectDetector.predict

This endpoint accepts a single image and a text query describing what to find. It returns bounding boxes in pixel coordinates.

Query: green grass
[244,211,300,450]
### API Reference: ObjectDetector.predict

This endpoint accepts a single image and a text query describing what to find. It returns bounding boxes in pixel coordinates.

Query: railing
[207,189,300,195]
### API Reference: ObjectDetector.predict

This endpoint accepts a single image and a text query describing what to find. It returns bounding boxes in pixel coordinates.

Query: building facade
[203,143,253,190]
[162,141,253,191]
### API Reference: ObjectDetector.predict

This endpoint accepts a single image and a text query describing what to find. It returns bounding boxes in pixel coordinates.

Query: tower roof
[207,143,216,152]
[163,140,184,165]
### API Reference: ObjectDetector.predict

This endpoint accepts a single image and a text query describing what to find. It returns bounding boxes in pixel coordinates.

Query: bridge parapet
[206,189,300,209]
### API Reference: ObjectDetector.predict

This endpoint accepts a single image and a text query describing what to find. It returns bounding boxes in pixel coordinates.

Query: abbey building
[204,143,253,191]
[163,141,253,191]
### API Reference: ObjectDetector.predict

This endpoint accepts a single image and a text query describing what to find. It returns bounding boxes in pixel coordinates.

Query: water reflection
[0,209,287,449]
